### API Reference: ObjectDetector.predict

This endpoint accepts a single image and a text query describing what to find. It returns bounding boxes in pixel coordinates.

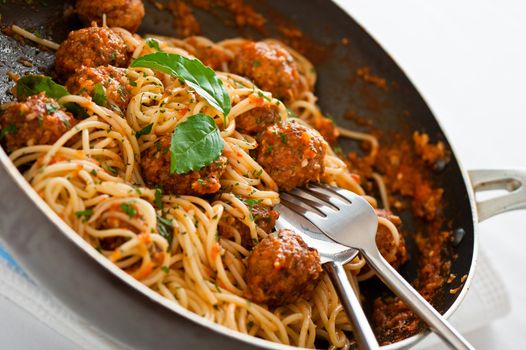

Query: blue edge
[0,244,24,273]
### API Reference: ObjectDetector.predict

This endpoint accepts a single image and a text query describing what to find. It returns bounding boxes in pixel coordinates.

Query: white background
[1,0,525,348]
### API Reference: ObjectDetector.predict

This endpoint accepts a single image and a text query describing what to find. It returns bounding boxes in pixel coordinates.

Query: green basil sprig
[170,113,224,174]
[15,75,89,118]
[131,53,231,118]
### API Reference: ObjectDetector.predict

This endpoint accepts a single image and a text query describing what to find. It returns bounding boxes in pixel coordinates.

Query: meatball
[230,41,306,103]
[244,229,322,306]
[76,0,145,33]
[375,209,408,269]
[66,66,130,112]
[55,26,129,78]
[218,200,279,248]
[313,116,339,145]
[141,135,227,195]
[0,93,76,153]
[236,104,281,135]
[184,36,232,70]
[256,121,327,191]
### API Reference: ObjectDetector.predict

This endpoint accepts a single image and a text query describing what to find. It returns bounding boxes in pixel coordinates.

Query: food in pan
[2,0,451,348]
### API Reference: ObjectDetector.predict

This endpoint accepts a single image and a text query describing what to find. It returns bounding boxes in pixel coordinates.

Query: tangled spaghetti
[6,26,405,349]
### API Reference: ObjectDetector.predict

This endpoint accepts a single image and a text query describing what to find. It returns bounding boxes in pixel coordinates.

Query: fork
[280,183,475,350]
[275,204,380,350]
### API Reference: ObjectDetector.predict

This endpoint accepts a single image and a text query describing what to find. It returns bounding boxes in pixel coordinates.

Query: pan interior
[0,0,476,347]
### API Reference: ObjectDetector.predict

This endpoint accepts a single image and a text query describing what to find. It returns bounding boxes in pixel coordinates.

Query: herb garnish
[157,213,173,248]
[169,113,224,174]
[241,198,263,222]
[120,202,137,218]
[131,53,231,119]
[15,75,88,118]
[154,188,163,210]
[0,124,17,139]
[135,123,153,138]
[75,209,93,222]
[146,38,162,51]
[91,83,107,106]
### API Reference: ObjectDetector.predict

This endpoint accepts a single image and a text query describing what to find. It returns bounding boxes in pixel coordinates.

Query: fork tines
[280,183,353,219]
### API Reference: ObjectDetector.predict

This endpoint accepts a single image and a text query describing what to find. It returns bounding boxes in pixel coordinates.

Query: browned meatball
[76,0,145,33]
[375,209,408,269]
[55,26,129,78]
[66,66,130,112]
[184,36,232,70]
[256,121,327,191]
[141,135,227,195]
[244,229,322,306]
[236,104,281,135]
[0,93,76,153]
[218,200,279,248]
[230,41,306,103]
[313,116,339,145]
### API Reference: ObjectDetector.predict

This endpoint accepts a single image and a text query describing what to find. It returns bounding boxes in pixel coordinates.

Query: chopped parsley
[91,83,107,106]
[161,266,169,273]
[45,103,59,114]
[0,124,17,139]
[120,202,137,218]
[75,209,93,222]
[157,213,174,249]
[146,38,162,51]
[257,91,270,102]
[105,165,118,176]
[154,188,163,210]
[135,123,153,138]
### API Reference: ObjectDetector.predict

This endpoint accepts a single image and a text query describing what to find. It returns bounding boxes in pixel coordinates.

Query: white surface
[338,0,526,348]
[2,0,526,349]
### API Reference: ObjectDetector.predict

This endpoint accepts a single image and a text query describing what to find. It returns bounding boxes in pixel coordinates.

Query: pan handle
[468,169,526,222]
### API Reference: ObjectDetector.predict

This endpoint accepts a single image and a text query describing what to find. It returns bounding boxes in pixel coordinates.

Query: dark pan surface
[0,0,476,348]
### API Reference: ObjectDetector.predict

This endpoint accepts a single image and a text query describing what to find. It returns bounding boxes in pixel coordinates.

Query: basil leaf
[136,123,153,138]
[170,113,224,174]
[131,53,231,117]
[15,75,89,119]
[63,102,90,119]
[16,75,69,100]
[91,83,107,106]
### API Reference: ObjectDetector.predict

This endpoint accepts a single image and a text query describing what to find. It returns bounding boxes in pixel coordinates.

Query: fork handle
[324,261,380,350]
[360,249,475,350]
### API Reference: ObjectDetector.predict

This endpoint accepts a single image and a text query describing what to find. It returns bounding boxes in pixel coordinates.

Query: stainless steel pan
[0,0,525,349]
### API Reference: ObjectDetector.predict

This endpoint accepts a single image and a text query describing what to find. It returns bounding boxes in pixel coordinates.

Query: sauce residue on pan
[151,0,332,65]
[348,130,454,343]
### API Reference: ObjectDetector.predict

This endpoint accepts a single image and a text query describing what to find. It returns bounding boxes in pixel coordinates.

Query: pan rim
[0,1,480,348]
[329,1,480,347]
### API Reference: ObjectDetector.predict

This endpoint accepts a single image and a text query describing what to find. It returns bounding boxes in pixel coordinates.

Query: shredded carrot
[110,249,122,261]
[132,262,154,279]
[248,94,264,106]
[138,233,152,244]
[210,243,220,261]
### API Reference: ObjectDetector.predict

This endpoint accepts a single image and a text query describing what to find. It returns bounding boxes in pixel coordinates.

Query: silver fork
[275,204,380,350]
[280,183,475,350]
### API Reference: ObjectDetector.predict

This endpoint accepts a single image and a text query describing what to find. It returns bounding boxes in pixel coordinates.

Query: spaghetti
[5,26,404,349]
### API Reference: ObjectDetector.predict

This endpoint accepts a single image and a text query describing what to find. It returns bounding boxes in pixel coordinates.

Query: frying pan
[0,0,525,349]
